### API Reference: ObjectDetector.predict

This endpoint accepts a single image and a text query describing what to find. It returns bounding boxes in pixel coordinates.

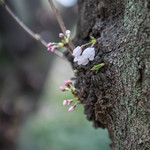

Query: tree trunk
[72,0,150,149]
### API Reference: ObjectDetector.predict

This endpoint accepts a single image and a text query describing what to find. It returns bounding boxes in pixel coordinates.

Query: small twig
[68,40,75,52]
[66,46,73,56]
[48,0,75,51]
[1,2,64,58]
[48,0,66,34]
[97,42,102,48]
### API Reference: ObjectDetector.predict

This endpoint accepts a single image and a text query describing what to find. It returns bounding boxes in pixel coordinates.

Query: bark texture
[70,0,150,149]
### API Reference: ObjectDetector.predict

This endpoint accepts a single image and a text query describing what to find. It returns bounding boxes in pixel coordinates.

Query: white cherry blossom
[82,47,95,61]
[73,47,95,65]
[73,46,82,57]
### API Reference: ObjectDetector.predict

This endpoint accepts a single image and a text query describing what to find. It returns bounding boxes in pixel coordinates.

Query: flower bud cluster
[59,80,79,112]
[47,30,71,53]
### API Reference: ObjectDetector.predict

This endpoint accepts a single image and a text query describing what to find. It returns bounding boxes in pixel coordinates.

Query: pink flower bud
[68,80,72,85]
[67,100,73,105]
[59,86,68,92]
[64,80,72,87]
[68,105,76,112]
[59,33,64,38]
[47,42,54,48]
[66,30,71,38]
[64,81,68,86]
[51,46,57,52]
[47,47,51,51]
[63,100,68,106]
[59,86,65,91]
[47,43,55,51]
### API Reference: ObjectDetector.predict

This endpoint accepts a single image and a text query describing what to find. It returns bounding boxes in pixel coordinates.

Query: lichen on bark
[66,0,150,149]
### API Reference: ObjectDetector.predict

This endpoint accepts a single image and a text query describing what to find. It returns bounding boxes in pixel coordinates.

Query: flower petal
[74,55,89,65]
[82,47,95,60]
[73,46,82,57]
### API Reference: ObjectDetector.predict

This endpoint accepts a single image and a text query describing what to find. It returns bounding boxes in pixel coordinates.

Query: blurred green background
[18,58,112,150]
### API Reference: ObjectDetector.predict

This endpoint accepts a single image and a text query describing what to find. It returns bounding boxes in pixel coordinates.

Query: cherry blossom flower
[82,47,95,61]
[73,46,82,57]
[74,55,89,65]
[73,47,95,65]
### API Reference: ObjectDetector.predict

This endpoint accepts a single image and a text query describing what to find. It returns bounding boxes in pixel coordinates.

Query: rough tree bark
[69,0,150,149]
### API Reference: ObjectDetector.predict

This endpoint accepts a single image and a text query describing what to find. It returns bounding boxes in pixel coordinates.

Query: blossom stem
[77,101,81,104]
[74,97,79,101]
[1,2,64,58]
[97,42,102,48]
[48,0,66,36]
[66,46,73,55]
[81,41,93,48]
[96,40,102,48]
[48,0,75,51]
